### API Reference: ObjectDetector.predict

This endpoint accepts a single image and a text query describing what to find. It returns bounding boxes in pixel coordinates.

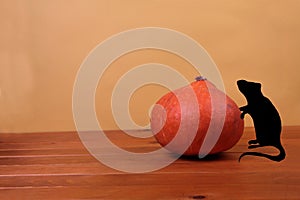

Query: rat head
[237,80,262,98]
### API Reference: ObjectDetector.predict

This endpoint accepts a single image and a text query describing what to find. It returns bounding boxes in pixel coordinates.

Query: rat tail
[239,144,285,162]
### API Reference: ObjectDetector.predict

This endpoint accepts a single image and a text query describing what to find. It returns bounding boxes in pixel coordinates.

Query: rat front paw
[240,112,245,119]
[248,144,261,149]
[239,106,247,111]
[248,139,258,145]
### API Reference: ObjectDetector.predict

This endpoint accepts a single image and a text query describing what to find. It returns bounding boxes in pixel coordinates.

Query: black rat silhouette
[237,80,285,162]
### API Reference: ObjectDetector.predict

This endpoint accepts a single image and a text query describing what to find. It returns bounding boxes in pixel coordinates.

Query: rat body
[237,80,285,162]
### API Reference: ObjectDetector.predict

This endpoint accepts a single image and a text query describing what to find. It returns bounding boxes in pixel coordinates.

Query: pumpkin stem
[195,76,207,81]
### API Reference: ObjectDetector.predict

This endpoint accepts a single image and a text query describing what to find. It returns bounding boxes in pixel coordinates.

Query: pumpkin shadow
[178,152,228,162]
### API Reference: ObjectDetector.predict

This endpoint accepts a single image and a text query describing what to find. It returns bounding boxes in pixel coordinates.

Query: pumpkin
[150,76,244,156]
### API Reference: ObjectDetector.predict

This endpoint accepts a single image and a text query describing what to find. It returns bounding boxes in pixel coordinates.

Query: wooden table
[0,126,299,199]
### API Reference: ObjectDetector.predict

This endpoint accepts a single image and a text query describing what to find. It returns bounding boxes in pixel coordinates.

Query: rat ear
[256,83,262,89]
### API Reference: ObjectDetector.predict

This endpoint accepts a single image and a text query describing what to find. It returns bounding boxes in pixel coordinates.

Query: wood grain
[0,127,299,199]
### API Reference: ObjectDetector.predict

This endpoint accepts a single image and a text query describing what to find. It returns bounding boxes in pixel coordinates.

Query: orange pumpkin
[150,77,244,156]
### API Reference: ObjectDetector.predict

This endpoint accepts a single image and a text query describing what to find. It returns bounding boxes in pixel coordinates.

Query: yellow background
[1,0,299,132]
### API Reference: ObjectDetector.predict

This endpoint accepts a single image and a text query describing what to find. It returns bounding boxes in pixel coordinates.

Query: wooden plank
[0,183,299,200]
[0,126,299,199]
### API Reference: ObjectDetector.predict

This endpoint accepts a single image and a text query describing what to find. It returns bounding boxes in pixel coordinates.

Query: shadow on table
[178,152,232,162]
